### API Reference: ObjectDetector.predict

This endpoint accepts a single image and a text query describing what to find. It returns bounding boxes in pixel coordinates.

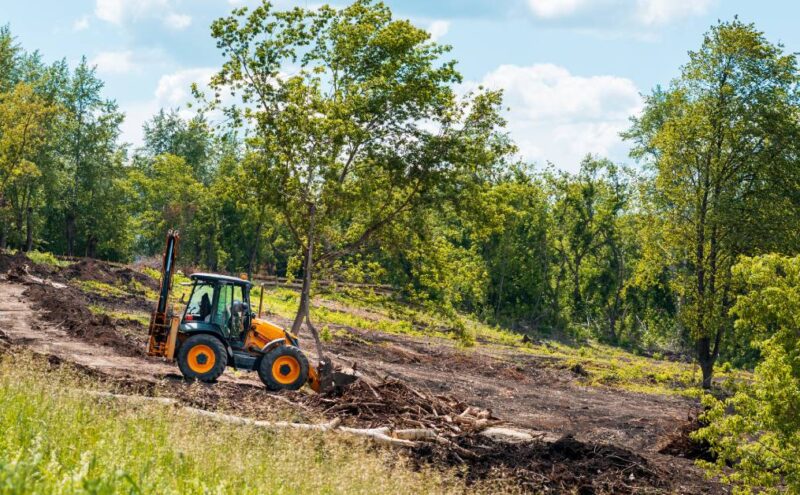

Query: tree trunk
[205,229,217,271]
[607,311,618,343]
[290,204,327,367]
[697,336,716,389]
[85,235,97,259]
[15,209,23,247]
[66,213,76,256]
[25,206,33,252]
[247,221,263,281]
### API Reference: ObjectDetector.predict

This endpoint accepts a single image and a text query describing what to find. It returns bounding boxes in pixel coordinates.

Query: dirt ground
[0,254,723,494]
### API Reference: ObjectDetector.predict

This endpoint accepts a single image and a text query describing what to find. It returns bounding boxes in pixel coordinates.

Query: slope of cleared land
[0,252,724,494]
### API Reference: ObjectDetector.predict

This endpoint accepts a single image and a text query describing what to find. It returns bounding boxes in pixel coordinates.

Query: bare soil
[0,253,723,494]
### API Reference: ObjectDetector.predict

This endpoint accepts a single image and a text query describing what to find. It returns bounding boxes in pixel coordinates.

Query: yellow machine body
[243,319,296,352]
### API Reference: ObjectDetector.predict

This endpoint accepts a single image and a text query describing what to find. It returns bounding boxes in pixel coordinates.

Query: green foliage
[696,254,800,493]
[25,249,69,267]
[128,153,205,255]
[625,19,800,387]
[206,0,512,330]
[0,81,60,249]
[546,157,633,341]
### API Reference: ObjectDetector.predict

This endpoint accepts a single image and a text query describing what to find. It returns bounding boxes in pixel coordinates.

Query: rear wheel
[258,345,309,391]
[178,334,227,382]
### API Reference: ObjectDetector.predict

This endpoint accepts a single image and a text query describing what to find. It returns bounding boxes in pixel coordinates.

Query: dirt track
[0,264,722,493]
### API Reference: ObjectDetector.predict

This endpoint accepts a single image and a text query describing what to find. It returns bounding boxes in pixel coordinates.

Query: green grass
[515,340,746,397]
[88,304,150,327]
[75,279,131,298]
[140,266,161,281]
[25,250,71,268]
[0,353,466,495]
[75,277,157,302]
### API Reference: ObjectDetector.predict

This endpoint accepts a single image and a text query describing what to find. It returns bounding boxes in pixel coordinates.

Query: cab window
[214,283,232,331]
[184,283,214,322]
[230,285,244,336]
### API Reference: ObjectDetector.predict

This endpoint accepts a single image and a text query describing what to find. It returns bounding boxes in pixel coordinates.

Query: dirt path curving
[0,281,260,388]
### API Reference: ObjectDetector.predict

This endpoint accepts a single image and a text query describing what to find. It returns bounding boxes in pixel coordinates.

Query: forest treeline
[3,9,800,375]
[3,2,800,489]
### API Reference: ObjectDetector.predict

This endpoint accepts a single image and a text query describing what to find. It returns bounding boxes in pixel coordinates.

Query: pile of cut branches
[302,378,499,433]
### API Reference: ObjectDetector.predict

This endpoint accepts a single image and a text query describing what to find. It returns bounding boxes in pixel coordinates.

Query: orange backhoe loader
[147,230,326,391]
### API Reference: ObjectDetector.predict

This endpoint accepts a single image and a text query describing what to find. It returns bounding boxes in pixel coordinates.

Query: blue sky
[3,0,799,170]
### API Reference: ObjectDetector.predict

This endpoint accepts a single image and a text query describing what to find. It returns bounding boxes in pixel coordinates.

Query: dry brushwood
[76,388,551,452]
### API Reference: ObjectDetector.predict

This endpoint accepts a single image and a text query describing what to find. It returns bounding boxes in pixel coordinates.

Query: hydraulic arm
[147,230,180,357]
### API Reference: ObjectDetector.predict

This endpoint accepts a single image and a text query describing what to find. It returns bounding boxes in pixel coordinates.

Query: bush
[695,255,800,493]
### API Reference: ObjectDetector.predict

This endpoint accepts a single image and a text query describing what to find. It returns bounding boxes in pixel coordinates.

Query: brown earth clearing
[0,252,722,494]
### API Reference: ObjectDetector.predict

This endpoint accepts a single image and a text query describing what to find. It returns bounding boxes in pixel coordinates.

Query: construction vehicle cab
[148,231,320,391]
[180,273,256,344]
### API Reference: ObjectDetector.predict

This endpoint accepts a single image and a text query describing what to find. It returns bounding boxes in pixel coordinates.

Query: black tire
[177,334,227,383]
[258,345,309,391]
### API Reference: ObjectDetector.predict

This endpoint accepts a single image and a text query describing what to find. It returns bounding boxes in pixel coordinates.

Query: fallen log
[82,390,420,447]
[77,389,558,452]
[480,426,559,444]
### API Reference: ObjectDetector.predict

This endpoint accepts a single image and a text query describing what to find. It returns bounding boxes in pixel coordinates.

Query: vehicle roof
[189,272,253,287]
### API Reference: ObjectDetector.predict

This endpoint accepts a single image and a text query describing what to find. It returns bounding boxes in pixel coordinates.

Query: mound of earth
[0,252,60,280]
[63,258,159,290]
[23,283,145,357]
[414,433,667,494]
[658,413,714,461]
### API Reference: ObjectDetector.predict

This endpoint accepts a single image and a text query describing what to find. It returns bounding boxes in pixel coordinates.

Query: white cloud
[635,0,714,26]
[94,0,191,30]
[89,48,168,75]
[120,100,160,149]
[467,64,642,170]
[155,68,216,107]
[90,50,136,74]
[73,16,91,31]
[527,0,588,19]
[427,20,450,42]
[164,12,192,30]
[120,67,217,147]
[526,0,714,26]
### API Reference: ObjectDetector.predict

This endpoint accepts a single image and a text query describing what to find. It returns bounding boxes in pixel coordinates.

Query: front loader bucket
[310,359,359,393]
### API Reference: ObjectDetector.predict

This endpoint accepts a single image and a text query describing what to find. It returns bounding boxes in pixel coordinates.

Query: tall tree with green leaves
[0,82,59,249]
[128,153,205,254]
[141,109,215,183]
[625,19,800,387]
[206,0,512,364]
[59,57,126,257]
[0,25,20,93]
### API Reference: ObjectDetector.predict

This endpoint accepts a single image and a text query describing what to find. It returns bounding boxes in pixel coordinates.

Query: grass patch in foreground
[0,353,465,495]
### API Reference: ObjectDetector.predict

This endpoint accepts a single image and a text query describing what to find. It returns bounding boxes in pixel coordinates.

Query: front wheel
[177,334,227,382]
[258,345,309,391]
